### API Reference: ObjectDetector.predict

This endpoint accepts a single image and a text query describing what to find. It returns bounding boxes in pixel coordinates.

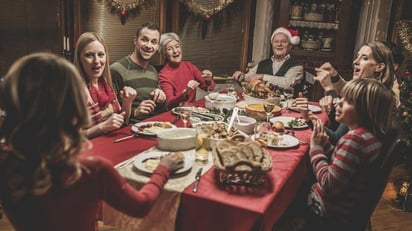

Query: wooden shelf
[289,20,339,30]
[290,49,335,59]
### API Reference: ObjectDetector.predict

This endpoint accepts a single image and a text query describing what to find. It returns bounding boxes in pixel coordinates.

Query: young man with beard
[110,22,167,123]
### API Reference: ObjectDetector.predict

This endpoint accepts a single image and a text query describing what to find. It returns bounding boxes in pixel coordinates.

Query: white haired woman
[158,32,216,109]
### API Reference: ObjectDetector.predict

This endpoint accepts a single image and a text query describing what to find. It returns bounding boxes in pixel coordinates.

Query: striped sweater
[308,127,382,224]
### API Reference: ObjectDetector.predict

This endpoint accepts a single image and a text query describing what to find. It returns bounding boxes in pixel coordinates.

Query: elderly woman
[158,32,216,109]
[232,27,304,89]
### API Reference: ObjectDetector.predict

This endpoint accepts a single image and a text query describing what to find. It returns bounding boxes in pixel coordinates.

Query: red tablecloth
[80,101,327,231]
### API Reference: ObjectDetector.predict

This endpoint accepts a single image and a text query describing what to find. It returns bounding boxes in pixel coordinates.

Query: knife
[192,167,203,193]
[113,134,136,143]
[191,112,217,121]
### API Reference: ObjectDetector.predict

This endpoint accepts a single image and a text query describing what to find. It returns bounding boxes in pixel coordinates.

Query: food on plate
[245,103,282,117]
[255,132,284,147]
[243,79,283,98]
[139,122,173,134]
[143,152,184,171]
[287,118,306,128]
[272,121,285,132]
[193,122,239,139]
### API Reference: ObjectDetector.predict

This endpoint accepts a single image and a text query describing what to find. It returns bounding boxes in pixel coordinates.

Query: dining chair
[351,134,405,231]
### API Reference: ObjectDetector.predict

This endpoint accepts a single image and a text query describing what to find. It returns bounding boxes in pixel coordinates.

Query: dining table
[80,98,328,231]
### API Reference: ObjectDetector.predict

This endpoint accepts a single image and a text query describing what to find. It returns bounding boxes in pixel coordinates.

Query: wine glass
[283,87,294,113]
[263,97,276,122]
[180,109,192,128]
[208,89,219,110]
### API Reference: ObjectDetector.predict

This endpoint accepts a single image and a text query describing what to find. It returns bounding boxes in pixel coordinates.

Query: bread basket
[212,135,272,185]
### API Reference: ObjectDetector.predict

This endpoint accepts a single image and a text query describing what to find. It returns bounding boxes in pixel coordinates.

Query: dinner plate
[270,116,308,129]
[171,106,209,115]
[288,104,322,113]
[133,151,192,176]
[252,133,299,149]
[131,121,176,136]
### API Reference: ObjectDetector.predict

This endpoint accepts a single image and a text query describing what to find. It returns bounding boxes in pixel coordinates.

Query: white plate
[308,105,322,113]
[131,121,176,136]
[171,106,209,115]
[253,134,299,149]
[270,116,308,129]
[288,104,322,113]
[133,151,192,175]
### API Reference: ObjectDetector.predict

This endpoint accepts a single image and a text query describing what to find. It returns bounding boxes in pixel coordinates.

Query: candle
[66,37,70,51]
[63,36,66,51]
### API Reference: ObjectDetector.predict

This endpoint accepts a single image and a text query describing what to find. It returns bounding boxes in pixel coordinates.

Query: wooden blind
[77,0,161,64]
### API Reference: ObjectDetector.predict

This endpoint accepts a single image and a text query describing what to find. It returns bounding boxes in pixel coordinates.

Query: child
[304,78,395,230]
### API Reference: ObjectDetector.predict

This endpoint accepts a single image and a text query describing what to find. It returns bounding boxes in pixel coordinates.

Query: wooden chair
[351,135,405,231]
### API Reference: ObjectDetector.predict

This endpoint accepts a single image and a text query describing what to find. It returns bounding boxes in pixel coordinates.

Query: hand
[186,80,200,90]
[134,100,156,117]
[119,86,137,105]
[232,71,244,81]
[310,119,329,147]
[314,69,333,92]
[318,62,338,77]
[151,88,166,103]
[202,70,213,82]
[319,95,333,113]
[100,111,126,132]
[160,152,185,172]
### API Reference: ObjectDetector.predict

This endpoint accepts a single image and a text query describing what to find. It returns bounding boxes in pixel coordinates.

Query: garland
[181,0,235,20]
[97,0,152,16]
[397,20,412,56]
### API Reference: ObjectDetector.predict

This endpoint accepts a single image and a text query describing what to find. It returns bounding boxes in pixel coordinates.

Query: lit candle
[66,37,70,51]
[63,36,66,51]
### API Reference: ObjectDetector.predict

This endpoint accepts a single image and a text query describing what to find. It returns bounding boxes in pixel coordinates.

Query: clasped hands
[134,88,166,117]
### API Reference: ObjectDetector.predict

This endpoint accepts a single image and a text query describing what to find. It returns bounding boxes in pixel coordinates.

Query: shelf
[291,49,335,59]
[289,20,339,30]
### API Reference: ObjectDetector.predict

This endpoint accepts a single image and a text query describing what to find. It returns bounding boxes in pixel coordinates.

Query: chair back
[350,134,405,230]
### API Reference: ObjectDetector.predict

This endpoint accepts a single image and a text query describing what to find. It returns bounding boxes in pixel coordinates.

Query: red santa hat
[271,27,300,45]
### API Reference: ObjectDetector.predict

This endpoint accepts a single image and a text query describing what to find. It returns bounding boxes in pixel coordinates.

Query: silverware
[116,155,139,168]
[192,167,203,193]
[113,134,137,143]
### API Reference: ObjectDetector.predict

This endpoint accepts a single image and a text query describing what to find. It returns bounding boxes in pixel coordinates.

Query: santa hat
[271,27,300,45]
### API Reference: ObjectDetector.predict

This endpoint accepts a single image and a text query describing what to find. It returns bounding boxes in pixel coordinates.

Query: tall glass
[180,109,191,128]
[195,128,210,162]
[263,97,276,122]
[283,87,294,113]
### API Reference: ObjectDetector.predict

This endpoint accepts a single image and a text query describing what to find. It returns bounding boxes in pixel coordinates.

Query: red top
[159,61,215,109]
[1,156,171,231]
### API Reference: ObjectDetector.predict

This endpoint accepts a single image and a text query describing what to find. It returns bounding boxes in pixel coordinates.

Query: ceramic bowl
[226,115,257,134]
[204,94,237,111]
[156,128,196,151]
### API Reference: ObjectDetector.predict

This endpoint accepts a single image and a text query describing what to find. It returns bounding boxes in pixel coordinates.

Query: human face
[352,45,379,79]
[271,33,291,60]
[165,40,182,66]
[134,27,160,62]
[80,40,106,82]
[335,97,359,129]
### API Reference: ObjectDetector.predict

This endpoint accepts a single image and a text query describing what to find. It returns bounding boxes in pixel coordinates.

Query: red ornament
[120,10,126,17]
[205,14,211,20]
[406,70,411,76]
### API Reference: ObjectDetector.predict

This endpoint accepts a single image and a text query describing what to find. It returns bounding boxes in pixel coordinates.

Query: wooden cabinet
[274,0,362,78]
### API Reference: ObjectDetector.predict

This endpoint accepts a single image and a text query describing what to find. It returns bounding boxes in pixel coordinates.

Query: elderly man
[110,22,167,123]
[232,27,304,89]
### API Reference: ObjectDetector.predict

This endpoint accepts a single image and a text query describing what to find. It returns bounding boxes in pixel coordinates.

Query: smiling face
[164,39,182,65]
[334,97,359,129]
[352,45,382,79]
[134,27,160,63]
[80,40,106,82]
[271,33,291,60]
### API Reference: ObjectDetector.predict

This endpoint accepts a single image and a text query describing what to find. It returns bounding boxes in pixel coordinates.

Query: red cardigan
[1,156,170,231]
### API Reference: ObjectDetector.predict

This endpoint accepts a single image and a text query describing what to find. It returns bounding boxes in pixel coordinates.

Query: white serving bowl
[226,115,257,134]
[156,128,196,151]
[204,94,236,111]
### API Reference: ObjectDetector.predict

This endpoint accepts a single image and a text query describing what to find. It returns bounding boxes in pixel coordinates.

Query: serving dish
[204,94,237,111]
[131,121,176,136]
[171,106,209,115]
[156,128,196,151]
[133,151,192,176]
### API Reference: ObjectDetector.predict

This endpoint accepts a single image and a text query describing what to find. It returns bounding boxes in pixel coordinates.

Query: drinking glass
[195,129,210,162]
[180,109,191,128]
[263,97,276,122]
[208,89,219,110]
[283,87,294,113]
